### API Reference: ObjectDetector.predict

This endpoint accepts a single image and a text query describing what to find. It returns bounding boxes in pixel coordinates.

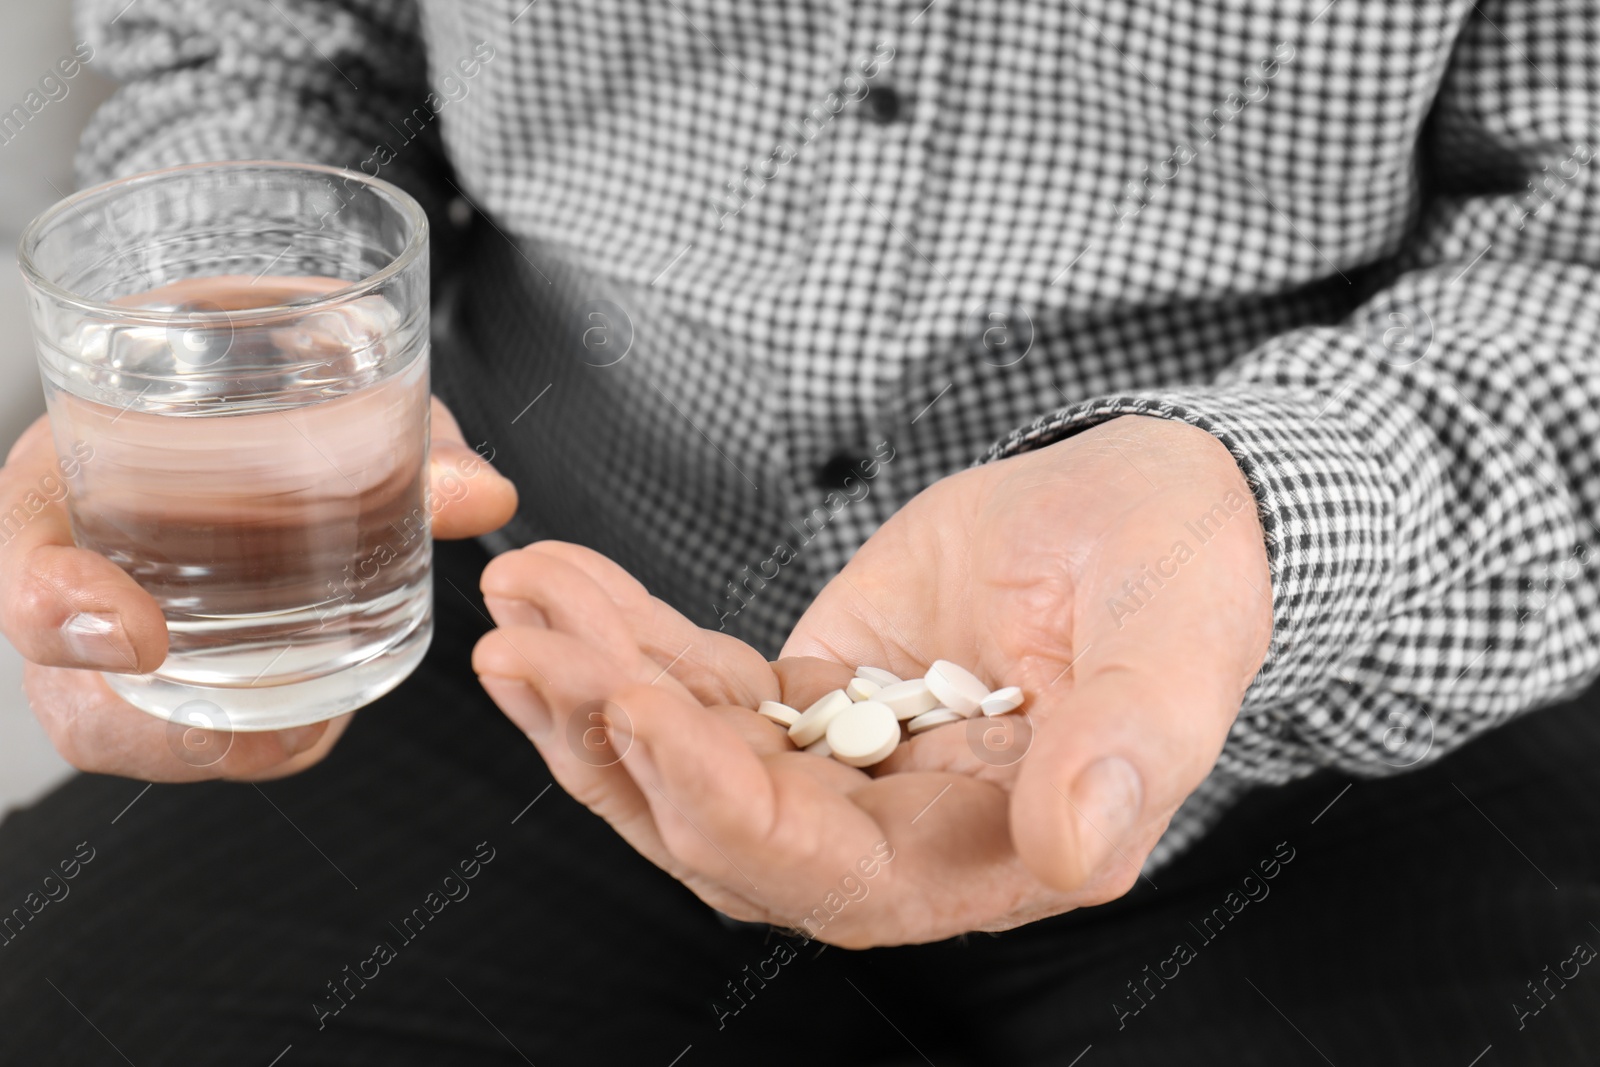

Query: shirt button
[864,85,903,124]
[815,452,863,490]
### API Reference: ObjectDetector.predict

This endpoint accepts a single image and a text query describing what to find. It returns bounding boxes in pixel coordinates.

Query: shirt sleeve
[73,0,452,224]
[984,0,1600,784]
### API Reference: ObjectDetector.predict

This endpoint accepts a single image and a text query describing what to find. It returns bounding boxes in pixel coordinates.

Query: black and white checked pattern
[75,0,1600,870]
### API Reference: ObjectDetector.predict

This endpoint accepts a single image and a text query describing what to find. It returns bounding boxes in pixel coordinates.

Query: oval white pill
[980,686,1024,717]
[804,737,834,758]
[924,660,989,716]
[757,700,801,727]
[788,689,852,748]
[854,666,902,687]
[907,708,963,734]
[875,679,941,720]
[825,700,900,768]
[845,677,882,702]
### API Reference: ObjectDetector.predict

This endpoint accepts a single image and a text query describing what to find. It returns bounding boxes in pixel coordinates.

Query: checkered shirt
[74,0,1600,870]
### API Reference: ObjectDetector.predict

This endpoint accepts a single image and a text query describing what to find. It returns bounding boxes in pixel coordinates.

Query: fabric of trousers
[1,539,1596,1066]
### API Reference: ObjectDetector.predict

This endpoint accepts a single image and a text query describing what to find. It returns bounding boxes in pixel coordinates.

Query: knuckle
[7,566,68,642]
[478,551,529,592]
[471,627,534,676]
[660,820,733,876]
[25,667,137,777]
[61,746,110,775]
[703,894,766,925]
[1079,860,1142,906]
[36,706,94,771]
[42,707,117,775]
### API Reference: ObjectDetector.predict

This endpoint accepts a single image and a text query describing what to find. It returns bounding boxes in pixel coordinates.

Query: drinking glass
[17,161,432,732]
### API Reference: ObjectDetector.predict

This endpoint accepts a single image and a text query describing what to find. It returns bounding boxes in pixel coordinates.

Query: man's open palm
[475,415,1273,946]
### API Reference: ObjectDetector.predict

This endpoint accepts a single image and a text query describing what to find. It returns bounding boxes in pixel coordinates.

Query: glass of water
[18,161,433,731]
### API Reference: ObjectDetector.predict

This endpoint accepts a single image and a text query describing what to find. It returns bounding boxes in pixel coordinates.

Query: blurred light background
[1,0,113,814]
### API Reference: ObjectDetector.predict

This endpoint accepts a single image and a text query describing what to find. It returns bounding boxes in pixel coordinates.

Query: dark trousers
[2,539,1597,1066]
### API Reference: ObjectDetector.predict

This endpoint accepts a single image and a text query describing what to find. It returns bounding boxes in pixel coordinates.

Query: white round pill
[875,679,941,720]
[907,708,963,734]
[804,737,834,758]
[980,686,1024,717]
[788,689,852,748]
[824,700,900,768]
[757,700,801,727]
[854,666,902,687]
[924,660,989,716]
[845,677,882,702]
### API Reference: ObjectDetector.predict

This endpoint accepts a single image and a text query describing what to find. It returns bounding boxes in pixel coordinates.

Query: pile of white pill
[755,661,1026,768]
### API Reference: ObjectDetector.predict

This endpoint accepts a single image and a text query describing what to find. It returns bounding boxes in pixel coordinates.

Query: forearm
[984,0,1600,784]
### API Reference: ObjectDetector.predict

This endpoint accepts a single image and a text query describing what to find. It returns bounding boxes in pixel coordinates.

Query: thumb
[429,396,518,539]
[1008,497,1271,893]
[1010,665,1235,892]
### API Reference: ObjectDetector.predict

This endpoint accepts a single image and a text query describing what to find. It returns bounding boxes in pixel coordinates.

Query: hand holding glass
[18,161,433,732]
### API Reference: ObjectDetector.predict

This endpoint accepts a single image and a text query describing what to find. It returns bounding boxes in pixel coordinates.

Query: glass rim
[17,159,429,325]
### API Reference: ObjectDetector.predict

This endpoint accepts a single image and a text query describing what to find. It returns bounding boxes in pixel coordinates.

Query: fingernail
[278,724,323,755]
[60,612,140,672]
[478,674,552,738]
[1069,756,1143,870]
[483,595,549,630]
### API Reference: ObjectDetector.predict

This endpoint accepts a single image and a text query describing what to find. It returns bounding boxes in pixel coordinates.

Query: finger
[474,620,697,788]
[839,772,1027,945]
[0,422,167,672]
[511,541,648,603]
[230,712,356,781]
[873,709,1036,784]
[479,558,787,761]
[430,394,466,443]
[2,545,168,673]
[428,397,518,539]
[612,682,1029,947]
[779,571,931,681]
[480,547,656,673]
[706,704,798,757]
[771,656,856,713]
[511,541,780,709]
[484,557,842,759]
[997,429,1271,894]
[607,682,896,919]
[473,627,767,917]
[474,626,661,830]
[1010,661,1241,894]
[25,662,333,782]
